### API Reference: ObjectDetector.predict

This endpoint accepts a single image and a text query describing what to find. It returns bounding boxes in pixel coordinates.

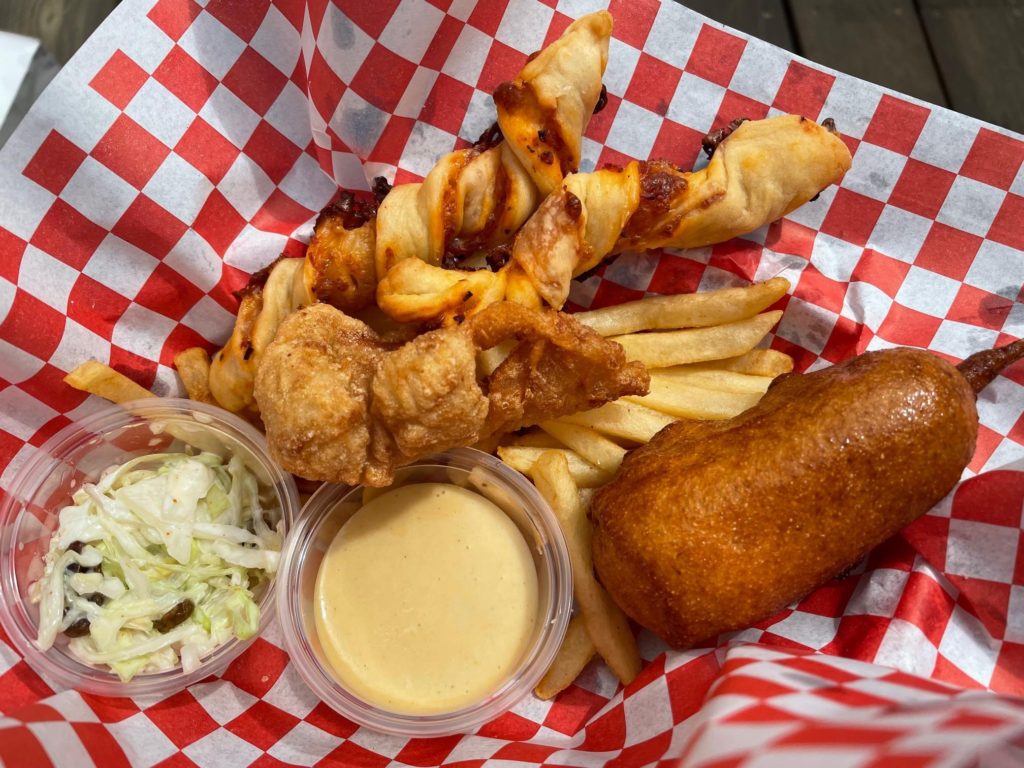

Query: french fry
[558,401,675,443]
[539,421,626,475]
[173,347,217,405]
[530,451,640,686]
[505,429,565,449]
[578,487,597,510]
[610,311,783,369]
[625,376,763,420]
[497,446,611,487]
[64,361,156,404]
[535,613,596,699]
[680,349,794,378]
[652,366,773,395]
[477,339,517,377]
[574,277,789,336]
[65,360,233,456]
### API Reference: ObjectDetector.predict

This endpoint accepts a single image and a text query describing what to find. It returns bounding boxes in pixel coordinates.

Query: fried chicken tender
[254,302,648,486]
[252,304,394,486]
[473,304,649,436]
[371,329,489,461]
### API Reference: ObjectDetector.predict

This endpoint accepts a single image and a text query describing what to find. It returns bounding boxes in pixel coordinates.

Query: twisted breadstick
[302,188,381,312]
[374,10,611,278]
[207,257,312,416]
[378,114,853,323]
[494,15,611,198]
[193,11,612,415]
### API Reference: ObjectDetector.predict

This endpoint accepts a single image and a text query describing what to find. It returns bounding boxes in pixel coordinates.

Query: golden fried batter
[590,346,1006,649]
[254,302,648,486]
[476,303,650,435]
[371,329,489,461]
[254,305,392,486]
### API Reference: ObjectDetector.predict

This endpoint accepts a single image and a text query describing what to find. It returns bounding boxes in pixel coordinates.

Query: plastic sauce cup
[276,448,572,736]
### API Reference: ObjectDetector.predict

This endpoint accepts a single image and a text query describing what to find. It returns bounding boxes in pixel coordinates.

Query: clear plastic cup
[277,448,572,736]
[0,398,300,697]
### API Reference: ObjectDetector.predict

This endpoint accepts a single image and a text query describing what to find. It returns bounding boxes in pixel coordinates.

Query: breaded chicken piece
[476,303,650,436]
[371,329,489,462]
[254,302,648,486]
[254,305,393,486]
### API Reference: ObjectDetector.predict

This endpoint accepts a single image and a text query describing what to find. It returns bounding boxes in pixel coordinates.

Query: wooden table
[1,0,1021,133]
[685,0,1024,133]
[0,0,119,66]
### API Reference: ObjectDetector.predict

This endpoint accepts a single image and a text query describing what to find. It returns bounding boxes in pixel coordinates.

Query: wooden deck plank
[918,0,1024,132]
[0,0,120,65]
[786,0,948,106]
[681,0,796,50]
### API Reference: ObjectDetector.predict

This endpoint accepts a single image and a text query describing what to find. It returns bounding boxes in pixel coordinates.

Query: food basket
[0,0,1022,765]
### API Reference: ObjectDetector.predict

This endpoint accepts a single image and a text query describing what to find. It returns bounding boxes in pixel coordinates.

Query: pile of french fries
[63,278,794,700]
[498,277,794,698]
[63,352,217,408]
[498,277,792,485]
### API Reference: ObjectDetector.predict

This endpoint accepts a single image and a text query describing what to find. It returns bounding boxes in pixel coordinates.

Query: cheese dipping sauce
[313,483,539,715]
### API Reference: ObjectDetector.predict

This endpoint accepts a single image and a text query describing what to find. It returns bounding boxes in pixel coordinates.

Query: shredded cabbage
[31,452,281,681]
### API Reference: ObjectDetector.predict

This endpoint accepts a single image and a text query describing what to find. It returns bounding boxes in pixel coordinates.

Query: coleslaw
[30,451,282,681]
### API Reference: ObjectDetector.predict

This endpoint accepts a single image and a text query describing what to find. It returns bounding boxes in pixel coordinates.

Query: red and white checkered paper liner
[1,0,1023,765]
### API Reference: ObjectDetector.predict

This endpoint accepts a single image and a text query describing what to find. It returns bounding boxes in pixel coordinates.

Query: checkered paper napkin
[1,0,1024,765]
